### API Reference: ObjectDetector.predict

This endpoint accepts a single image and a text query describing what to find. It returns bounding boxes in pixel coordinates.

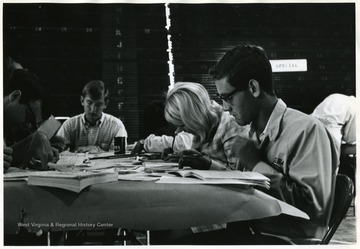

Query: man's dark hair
[209,44,275,96]
[82,80,109,101]
[4,69,44,103]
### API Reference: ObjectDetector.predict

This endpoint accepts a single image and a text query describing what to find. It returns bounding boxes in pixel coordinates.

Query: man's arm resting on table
[251,123,336,217]
[252,161,314,214]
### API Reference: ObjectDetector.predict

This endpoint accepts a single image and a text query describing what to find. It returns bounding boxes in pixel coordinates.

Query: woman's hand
[178,149,211,170]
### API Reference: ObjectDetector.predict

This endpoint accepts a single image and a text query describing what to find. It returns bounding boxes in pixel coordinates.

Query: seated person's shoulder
[59,114,82,129]
[285,108,326,133]
[104,113,125,125]
[327,93,355,103]
[103,113,127,137]
[64,114,82,123]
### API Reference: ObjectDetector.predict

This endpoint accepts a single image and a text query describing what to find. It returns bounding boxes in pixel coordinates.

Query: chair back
[321,174,354,244]
[55,116,70,124]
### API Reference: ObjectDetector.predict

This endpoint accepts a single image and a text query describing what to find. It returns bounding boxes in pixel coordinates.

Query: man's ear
[248,79,261,98]
[80,96,85,106]
[104,99,109,109]
[9,90,22,102]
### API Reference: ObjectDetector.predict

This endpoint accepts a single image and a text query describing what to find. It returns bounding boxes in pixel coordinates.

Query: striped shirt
[198,101,248,170]
[56,113,127,151]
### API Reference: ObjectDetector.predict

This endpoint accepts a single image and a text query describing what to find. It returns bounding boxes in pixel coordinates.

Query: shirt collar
[251,98,287,142]
[81,113,104,127]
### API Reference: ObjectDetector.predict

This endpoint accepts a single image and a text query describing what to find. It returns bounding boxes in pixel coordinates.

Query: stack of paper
[56,152,89,166]
[54,151,141,172]
[4,168,42,181]
[156,170,270,189]
[27,169,118,193]
[117,171,163,181]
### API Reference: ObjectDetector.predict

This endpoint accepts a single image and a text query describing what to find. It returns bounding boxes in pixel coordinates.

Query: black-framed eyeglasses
[217,88,241,103]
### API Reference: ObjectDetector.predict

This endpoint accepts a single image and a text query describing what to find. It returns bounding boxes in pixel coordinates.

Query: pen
[171,131,179,151]
[89,154,135,160]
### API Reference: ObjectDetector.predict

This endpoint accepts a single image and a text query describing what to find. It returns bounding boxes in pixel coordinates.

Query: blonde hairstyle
[164,82,220,147]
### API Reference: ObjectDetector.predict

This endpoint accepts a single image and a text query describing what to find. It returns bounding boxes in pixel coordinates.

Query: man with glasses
[3,69,59,172]
[209,45,339,241]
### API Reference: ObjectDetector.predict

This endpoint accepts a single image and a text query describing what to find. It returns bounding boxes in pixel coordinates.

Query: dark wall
[3,3,356,142]
[100,4,169,141]
[170,3,355,114]
[3,3,169,143]
[3,4,103,116]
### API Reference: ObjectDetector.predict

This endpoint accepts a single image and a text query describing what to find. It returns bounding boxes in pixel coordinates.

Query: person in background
[56,80,127,153]
[311,93,356,155]
[311,93,356,192]
[208,44,339,241]
[3,69,59,172]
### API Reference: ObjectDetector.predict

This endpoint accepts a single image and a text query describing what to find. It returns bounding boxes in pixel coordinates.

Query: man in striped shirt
[57,80,127,153]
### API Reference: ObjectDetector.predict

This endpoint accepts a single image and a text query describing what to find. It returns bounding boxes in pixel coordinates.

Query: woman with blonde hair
[164,82,246,170]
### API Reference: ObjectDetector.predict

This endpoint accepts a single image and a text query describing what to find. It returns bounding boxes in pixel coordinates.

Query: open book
[27,169,118,193]
[157,170,270,189]
[142,160,180,173]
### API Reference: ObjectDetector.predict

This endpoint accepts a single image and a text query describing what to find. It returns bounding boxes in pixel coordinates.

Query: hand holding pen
[161,132,178,162]
[178,149,211,170]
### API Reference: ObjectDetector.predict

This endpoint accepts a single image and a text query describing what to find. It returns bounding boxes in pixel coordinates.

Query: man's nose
[222,100,232,112]
[90,105,97,113]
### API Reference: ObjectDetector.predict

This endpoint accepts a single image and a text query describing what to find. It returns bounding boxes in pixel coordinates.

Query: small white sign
[270,59,307,72]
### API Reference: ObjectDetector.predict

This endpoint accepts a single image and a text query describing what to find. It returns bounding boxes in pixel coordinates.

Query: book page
[4,167,43,181]
[171,170,269,181]
[143,160,179,173]
[27,168,117,179]
[156,175,270,189]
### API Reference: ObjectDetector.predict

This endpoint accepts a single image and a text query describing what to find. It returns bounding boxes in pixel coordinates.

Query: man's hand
[178,149,211,170]
[22,131,57,170]
[50,135,68,152]
[51,147,60,163]
[74,146,102,154]
[4,146,13,173]
[232,137,261,171]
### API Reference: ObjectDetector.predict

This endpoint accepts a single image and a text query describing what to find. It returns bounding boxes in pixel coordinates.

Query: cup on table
[114,136,126,154]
